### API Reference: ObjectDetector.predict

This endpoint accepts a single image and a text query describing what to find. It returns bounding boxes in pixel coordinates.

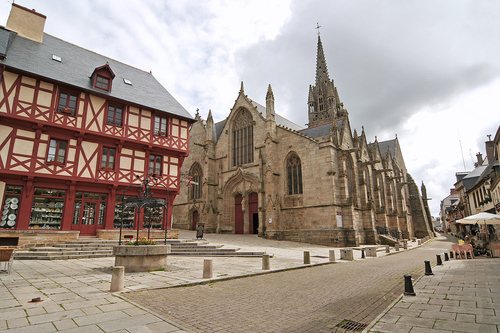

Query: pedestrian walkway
[366,256,500,333]
[0,232,488,332]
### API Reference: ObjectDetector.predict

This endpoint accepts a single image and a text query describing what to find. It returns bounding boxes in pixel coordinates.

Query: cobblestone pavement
[125,235,455,333]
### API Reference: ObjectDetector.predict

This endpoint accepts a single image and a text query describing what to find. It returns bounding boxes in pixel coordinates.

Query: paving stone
[52,318,78,330]
[456,313,476,323]
[7,316,30,329]
[72,310,129,326]
[96,314,160,332]
[125,321,183,333]
[433,319,498,333]
[419,310,456,320]
[28,309,86,325]
[4,322,57,333]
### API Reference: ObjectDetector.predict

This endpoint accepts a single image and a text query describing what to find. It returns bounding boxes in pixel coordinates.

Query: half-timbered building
[0,4,193,247]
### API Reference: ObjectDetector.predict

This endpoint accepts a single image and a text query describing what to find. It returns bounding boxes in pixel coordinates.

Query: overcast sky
[2,0,499,217]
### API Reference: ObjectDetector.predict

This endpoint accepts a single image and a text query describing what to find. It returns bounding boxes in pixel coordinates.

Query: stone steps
[13,238,266,259]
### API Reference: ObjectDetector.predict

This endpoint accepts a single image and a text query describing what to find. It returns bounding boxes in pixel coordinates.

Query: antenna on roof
[458,130,467,171]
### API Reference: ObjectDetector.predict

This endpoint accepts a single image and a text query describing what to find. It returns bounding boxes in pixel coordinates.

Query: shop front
[0,181,173,247]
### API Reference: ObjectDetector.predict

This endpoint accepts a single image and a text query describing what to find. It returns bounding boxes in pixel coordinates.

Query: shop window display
[30,188,65,230]
[1,186,22,229]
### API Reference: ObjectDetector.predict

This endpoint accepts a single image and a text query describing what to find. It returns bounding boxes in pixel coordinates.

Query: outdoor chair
[451,244,464,259]
[463,244,474,259]
[0,248,15,274]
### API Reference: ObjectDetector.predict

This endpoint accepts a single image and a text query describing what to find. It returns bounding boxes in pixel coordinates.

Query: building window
[101,147,116,169]
[57,90,78,115]
[287,154,303,195]
[95,75,110,91]
[47,139,67,164]
[232,109,253,166]
[189,163,203,200]
[149,154,162,176]
[155,115,168,136]
[106,104,123,126]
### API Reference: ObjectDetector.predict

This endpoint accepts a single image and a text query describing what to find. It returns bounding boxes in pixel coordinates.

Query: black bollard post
[436,254,443,266]
[404,275,416,296]
[361,248,365,259]
[444,252,449,261]
[449,251,454,259]
[424,260,434,275]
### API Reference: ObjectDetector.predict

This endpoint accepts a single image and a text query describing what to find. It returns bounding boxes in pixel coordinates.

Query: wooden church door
[248,192,258,234]
[235,194,244,234]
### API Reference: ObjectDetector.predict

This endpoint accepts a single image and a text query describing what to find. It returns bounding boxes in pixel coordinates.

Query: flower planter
[113,244,171,273]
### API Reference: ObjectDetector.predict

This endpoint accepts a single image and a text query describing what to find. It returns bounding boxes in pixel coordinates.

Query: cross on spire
[316,22,321,36]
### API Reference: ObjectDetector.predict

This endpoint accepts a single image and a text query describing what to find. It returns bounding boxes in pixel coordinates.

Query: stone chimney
[475,152,483,167]
[6,4,46,43]
[485,139,494,163]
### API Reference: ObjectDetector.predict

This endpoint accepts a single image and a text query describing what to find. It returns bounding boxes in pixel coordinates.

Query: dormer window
[95,75,110,90]
[91,63,115,92]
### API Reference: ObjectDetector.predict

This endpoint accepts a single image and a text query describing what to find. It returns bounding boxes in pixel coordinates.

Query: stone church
[172,36,433,246]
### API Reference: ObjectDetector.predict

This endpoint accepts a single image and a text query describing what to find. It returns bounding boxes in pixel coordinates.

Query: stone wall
[0,230,79,249]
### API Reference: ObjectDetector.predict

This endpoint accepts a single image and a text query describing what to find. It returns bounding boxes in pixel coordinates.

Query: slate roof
[378,139,396,157]
[0,27,192,120]
[298,119,343,139]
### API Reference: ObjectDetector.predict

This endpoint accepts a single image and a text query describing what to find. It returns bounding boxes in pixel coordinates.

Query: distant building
[172,35,433,247]
[0,4,194,247]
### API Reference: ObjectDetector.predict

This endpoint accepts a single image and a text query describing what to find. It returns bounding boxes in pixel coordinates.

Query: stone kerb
[113,244,171,273]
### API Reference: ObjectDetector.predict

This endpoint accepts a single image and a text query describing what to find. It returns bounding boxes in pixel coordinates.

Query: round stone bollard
[262,254,270,270]
[329,250,336,262]
[403,241,408,250]
[424,260,434,275]
[203,259,213,279]
[395,243,400,251]
[304,251,311,265]
[418,239,421,245]
[444,252,449,261]
[385,245,390,253]
[436,254,443,266]
[110,266,125,292]
[403,275,416,296]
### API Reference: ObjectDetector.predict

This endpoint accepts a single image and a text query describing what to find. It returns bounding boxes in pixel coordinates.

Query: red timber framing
[0,67,193,236]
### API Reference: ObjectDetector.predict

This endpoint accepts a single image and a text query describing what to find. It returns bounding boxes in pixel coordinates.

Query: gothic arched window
[232,109,253,166]
[345,156,357,207]
[287,153,303,195]
[189,163,202,200]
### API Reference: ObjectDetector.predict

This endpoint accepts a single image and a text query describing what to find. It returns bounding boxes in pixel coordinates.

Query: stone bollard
[365,247,377,257]
[395,243,400,251]
[436,254,443,266]
[403,241,408,250]
[444,252,449,261]
[418,239,421,245]
[304,251,311,265]
[424,260,434,275]
[403,275,416,296]
[329,250,336,262]
[110,266,125,292]
[385,245,390,253]
[340,248,354,261]
[262,254,270,270]
[203,259,213,278]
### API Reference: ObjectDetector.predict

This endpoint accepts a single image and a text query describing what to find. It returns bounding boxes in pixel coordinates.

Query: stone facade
[172,36,432,247]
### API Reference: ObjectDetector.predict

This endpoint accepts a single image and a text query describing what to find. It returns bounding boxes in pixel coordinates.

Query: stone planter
[113,244,171,273]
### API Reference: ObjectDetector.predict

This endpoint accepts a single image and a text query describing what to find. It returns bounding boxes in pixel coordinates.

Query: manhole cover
[336,319,368,331]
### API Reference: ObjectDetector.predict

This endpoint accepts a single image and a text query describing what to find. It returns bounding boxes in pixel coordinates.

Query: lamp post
[118,173,169,245]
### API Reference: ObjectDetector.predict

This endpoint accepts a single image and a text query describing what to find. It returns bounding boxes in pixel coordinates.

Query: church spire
[315,35,330,87]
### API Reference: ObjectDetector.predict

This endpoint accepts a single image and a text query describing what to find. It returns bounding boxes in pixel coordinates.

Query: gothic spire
[315,35,330,87]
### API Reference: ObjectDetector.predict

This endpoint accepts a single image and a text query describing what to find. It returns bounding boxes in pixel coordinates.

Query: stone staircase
[13,237,267,260]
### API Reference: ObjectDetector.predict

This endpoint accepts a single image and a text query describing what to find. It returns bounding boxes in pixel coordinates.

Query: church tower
[307,35,343,127]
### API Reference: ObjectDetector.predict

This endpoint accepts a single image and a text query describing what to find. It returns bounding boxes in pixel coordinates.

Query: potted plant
[102,164,114,171]
[60,108,73,115]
